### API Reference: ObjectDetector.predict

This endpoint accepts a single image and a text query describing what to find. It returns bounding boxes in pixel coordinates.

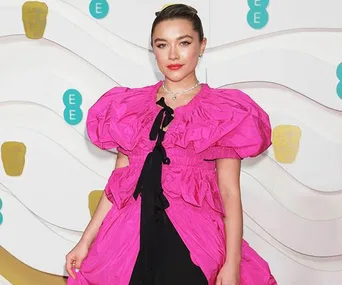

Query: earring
[199,54,203,58]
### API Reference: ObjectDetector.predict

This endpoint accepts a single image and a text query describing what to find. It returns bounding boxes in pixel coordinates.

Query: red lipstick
[167,64,184,70]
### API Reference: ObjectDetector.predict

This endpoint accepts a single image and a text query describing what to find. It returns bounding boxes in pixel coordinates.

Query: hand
[215,261,240,285]
[65,240,90,279]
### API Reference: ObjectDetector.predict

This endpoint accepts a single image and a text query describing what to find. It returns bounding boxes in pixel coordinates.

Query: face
[152,18,206,82]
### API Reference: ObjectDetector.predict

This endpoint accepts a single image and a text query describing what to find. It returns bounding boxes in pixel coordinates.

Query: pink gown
[67,80,277,285]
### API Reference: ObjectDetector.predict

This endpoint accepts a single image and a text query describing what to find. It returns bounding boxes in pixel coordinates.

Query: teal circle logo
[64,108,83,125]
[247,0,269,29]
[337,62,342,80]
[63,89,83,125]
[247,9,269,29]
[63,89,82,106]
[0,198,3,225]
[248,0,269,9]
[89,0,109,19]
[337,82,342,99]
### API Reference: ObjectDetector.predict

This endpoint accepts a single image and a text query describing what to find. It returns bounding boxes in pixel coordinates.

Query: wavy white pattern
[207,49,342,110]
[210,1,342,46]
[243,216,342,285]
[0,103,115,178]
[0,0,341,284]
[241,168,342,256]
[0,187,72,275]
[0,127,109,230]
[242,156,342,221]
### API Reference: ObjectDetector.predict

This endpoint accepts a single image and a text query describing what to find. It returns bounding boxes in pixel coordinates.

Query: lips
[167,64,184,70]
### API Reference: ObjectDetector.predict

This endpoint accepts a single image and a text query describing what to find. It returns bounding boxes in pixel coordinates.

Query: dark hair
[150,4,204,47]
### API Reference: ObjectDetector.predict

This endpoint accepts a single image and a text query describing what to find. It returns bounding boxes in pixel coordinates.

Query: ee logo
[337,62,342,99]
[0,198,3,225]
[89,0,109,19]
[63,89,83,125]
[247,0,269,29]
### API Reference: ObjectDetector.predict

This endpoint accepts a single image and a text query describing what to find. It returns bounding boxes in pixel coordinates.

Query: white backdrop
[0,0,342,284]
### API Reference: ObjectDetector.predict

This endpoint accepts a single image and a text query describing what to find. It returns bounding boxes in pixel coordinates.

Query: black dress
[129,98,208,285]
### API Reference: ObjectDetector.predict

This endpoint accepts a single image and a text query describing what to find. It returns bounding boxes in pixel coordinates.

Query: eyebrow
[154,35,194,43]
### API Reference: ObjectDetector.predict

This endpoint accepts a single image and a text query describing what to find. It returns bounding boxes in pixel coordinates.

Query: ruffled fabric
[104,163,225,216]
[168,87,272,159]
[163,166,225,215]
[87,82,271,160]
[86,85,156,152]
[240,240,278,285]
[104,165,139,208]
[86,86,128,150]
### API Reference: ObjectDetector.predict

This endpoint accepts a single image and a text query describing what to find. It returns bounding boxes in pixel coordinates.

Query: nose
[168,45,179,60]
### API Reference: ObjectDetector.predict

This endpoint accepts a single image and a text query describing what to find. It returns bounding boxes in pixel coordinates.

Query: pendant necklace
[162,81,200,100]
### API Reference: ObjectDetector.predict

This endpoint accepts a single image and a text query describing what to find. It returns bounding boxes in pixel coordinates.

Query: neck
[163,75,199,92]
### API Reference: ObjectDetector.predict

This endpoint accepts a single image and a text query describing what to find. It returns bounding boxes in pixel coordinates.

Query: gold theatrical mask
[22,1,48,39]
[88,190,103,217]
[1,142,27,176]
[272,125,302,163]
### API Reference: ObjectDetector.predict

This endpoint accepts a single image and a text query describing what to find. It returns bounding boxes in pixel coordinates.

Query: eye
[156,43,166,48]
[180,41,191,46]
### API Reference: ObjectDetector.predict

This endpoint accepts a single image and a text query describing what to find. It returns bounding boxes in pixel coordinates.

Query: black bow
[149,97,174,140]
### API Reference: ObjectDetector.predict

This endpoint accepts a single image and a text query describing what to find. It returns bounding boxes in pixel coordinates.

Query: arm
[216,158,243,268]
[79,151,129,247]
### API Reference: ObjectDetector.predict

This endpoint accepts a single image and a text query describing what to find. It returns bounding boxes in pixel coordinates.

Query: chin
[164,71,188,82]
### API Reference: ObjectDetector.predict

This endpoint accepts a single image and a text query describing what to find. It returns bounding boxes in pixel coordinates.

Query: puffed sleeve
[86,86,129,150]
[204,88,272,160]
[171,88,272,160]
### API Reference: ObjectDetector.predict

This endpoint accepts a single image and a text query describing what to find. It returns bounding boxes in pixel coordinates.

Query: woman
[65,4,277,285]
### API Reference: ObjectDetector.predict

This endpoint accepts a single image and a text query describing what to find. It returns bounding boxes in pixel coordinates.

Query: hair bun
[155,4,198,17]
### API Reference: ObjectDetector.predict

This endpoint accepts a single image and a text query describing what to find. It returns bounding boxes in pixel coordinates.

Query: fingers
[75,258,83,272]
[65,255,76,279]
